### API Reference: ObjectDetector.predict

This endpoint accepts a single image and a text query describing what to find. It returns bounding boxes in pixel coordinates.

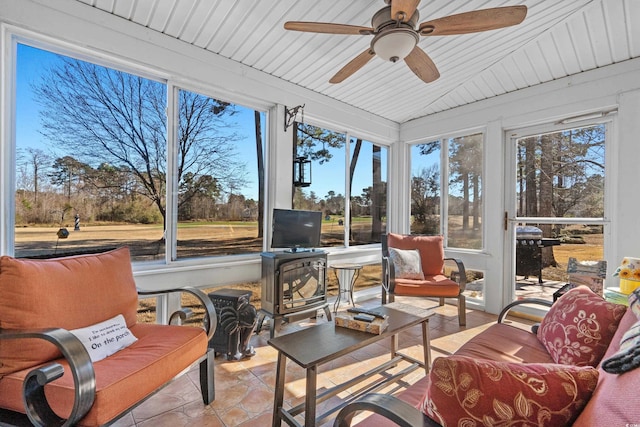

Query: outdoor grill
[516,226,561,284]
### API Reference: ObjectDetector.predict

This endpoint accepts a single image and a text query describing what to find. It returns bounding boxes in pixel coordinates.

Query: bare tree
[33,57,245,229]
[16,147,52,223]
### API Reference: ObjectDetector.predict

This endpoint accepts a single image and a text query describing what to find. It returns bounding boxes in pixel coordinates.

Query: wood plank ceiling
[75,0,639,124]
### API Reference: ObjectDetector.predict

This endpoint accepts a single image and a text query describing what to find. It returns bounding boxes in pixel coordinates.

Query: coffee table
[268,302,432,427]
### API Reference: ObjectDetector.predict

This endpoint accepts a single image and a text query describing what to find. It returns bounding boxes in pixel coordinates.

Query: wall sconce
[284,104,305,132]
[293,156,312,187]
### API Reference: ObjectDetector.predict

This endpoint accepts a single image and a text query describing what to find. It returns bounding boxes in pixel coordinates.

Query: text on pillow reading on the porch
[87,321,132,350]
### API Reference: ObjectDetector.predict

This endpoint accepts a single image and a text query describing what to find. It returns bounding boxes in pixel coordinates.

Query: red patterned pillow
[421,356,599,427]
[537,286,627,366]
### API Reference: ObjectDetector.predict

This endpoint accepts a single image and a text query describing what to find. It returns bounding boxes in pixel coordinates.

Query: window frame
[410,128,486,252]
[5,29,272,264]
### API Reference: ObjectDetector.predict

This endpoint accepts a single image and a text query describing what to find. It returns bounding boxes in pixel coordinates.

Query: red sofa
[335,286,640,426]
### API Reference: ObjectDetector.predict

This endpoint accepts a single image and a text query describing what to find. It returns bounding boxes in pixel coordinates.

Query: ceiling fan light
[372,29,418,62]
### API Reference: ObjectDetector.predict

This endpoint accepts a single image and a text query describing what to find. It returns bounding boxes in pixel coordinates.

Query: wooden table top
[268,303,432,368]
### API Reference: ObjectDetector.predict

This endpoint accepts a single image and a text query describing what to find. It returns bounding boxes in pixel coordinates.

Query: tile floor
[109,293,535,427]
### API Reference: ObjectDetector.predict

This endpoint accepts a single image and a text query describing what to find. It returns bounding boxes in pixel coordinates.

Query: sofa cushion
[0,323,207,427]
[387,233,445,276]
[391,276,461,298]
[537,286,627,367]
[456,323,555,364]
[421,356,599,427]
[573,308,640,426]
[388,247,425,280]
[0,247,138,376]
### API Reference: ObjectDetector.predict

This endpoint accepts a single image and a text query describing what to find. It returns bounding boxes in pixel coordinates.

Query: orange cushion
[387,233,444,276]
[392,275,460,298]
[0,323,207,427]
[421,356,599,427]
[0,247,138,376]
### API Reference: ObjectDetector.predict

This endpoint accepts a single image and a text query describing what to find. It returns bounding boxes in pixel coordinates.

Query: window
[293,122,347,247]
[14,42,266,261]
[411,132,484,250]
[292,123,388,247]
[410,140,441,234]
[511,124,606,289]
[15,44,166,260]
[175,89,266,259]
[447,133,483,250]
[348,137,387,245]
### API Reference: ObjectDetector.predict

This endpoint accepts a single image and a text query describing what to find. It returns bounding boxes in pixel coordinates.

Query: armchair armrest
[444,258,466,292]
[0,328,95,427]
[333,393,440,427]
[497,298,552,324]
[137,287,217,340]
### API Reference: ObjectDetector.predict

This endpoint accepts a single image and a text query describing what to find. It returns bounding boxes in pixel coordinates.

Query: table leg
[272,352,287,427]
[333,268,342,313]
[348,269,359,307]
[305,365,318,427]
[422,319,431,374]
[390,334,398,360]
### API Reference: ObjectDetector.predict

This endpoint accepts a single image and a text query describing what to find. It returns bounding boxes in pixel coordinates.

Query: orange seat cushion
[392,275,461,298]
[0,247,139,376]
[0,323,207,427]
[387,233,445,276]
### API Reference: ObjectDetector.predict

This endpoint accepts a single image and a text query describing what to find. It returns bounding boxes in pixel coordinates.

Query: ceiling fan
[284,0,527,84]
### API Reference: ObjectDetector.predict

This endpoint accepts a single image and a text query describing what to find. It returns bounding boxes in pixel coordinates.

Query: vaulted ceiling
[75,0,639,124]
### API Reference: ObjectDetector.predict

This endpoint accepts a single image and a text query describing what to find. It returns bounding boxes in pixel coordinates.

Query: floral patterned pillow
[388,247,424,280]
[537,286,627,366]
[421,356,599,427]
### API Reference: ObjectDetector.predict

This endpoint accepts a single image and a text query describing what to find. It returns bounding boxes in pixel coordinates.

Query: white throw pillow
[70,314,137,362]
[389,247,425,280]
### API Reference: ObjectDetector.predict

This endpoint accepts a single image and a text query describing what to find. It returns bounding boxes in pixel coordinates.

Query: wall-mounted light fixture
[284,104,305,132]
[293,156,312,187]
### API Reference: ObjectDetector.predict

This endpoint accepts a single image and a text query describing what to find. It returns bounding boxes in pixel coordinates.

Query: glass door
[506,120,609,302]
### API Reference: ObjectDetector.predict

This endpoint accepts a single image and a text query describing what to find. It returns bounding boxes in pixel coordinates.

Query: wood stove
[258,250,331,337]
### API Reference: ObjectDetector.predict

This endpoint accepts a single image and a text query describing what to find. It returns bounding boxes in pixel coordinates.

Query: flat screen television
[271,209,322,251]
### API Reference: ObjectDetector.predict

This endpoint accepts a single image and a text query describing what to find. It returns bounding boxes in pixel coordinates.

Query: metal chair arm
[137,287,217,340]
[444,258,467,292]
[497,298,553,323]
[333,393,441,427]
[0,328,96,427]
[381,255,396,293]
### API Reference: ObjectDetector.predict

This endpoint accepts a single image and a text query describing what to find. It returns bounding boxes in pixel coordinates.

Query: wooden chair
[0,247,216,427]
[382,233,467,326]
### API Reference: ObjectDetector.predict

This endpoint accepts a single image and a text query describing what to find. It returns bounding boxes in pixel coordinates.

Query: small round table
[331,263,363,312]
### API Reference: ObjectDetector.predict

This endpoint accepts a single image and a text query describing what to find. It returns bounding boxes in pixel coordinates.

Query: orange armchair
[382,233,467,326]
[0,247,216,426]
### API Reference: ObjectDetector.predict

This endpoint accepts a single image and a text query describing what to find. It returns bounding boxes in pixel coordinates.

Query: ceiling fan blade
[419,5,527,36]
[330,49,376,84]
[391,0,421,22]
[404,46,439,83]
[284,21,373,35]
